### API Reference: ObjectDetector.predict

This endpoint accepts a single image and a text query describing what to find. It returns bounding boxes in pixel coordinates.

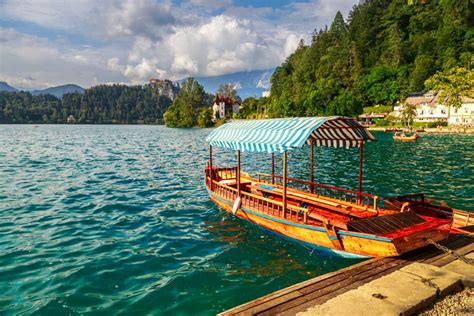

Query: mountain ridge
[32,84,85,98]
[0,82,18,93]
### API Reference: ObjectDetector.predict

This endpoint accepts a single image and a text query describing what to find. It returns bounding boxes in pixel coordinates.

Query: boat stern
[387,219,452,255]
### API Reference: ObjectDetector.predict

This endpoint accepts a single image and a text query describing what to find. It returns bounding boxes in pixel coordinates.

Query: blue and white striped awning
[206,116,376,153]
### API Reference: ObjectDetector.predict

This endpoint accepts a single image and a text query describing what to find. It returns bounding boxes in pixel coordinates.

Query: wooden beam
[310,140,314,193]
[282,151,287,218]
[209,145,213,190]
[358,140,363,204]
[209,145,213,169]
[237,150,241,196]
[271,152,275,184]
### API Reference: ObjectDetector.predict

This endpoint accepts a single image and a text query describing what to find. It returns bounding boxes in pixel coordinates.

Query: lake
[0,125,472,315]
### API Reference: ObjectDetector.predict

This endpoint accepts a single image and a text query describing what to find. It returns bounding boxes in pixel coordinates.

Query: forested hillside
[266,0,473,117]
[0,85,172,124]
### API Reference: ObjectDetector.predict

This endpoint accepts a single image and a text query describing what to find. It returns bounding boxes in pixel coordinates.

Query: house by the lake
[448,97,474,126]
[394,92,449,123]
[212,95,240,120]
[393,91,473,126]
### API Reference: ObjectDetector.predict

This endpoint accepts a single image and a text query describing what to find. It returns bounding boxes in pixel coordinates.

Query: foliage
[260,0,472,118]
[374,119,390,127]
[424,67,474,108]
[363,105,393,114]
[238,97,268,119]
[216,84,241,102]
[164,78,210,128]
[400,103,417,127]
[214,118,227,127]
[0,84,172,124]
[197,107,214,127]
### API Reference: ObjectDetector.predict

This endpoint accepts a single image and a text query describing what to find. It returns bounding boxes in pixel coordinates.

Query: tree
[164,78,208,127]
[400,103,417,128]
[216,83,240,102]
[425,67,474,108]
[263,0,471,117]
[197,108,214,127]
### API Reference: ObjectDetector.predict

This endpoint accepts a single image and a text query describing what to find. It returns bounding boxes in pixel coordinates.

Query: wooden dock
[219,235,473,316]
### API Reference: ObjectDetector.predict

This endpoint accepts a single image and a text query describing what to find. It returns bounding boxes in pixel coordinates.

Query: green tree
[197,107,214,127]
[425,67,474,108]
[400,103,417,128]
[164,78,208,127]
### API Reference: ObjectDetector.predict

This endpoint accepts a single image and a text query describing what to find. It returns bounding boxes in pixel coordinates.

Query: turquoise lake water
[0,125,473,315]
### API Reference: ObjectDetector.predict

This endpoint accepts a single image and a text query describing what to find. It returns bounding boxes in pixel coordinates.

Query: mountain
[32,84,85,98]
[0,82,18,93]
[179,69,274,99]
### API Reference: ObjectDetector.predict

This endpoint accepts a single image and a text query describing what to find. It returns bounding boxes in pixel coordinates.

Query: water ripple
[0,126,472,315]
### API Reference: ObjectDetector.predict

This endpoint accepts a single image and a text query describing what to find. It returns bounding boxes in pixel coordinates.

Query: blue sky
[0,0,357,89]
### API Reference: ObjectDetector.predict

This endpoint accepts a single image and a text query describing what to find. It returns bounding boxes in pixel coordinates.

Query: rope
[425,238,474,265]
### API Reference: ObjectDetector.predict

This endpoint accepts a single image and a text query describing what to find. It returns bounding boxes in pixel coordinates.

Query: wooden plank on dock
[218,235,473,316]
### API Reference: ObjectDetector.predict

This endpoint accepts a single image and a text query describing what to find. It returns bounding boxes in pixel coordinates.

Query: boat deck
[218,235,473,316]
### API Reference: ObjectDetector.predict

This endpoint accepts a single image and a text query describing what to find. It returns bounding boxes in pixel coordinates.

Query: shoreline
[368,127,474,134]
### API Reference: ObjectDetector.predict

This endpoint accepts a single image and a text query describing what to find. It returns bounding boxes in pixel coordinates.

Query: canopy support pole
[237,150,241,196]
[282,151,287,218]
[209,145,213,190]
[310,140,314,193]
[271,153,275,184]
[358,140,363,204]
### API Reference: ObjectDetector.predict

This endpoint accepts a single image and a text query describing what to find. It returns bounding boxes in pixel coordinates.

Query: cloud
[0,0,358,88]
[0,0,179,40]
[0,28,124,89]
[110,14,302,81]
[189,0,233,7]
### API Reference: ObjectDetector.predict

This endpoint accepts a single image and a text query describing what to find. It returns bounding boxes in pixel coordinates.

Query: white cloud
[0,28,125,89]
[0,0,178,40]
[0,0,358,88]
[113,15,302,81]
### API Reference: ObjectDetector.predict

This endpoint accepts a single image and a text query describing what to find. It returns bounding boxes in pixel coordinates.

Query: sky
[0,0,357,89]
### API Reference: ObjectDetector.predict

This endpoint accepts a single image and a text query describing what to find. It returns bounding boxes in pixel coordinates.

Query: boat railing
[205,164,238,190]
[257,172,378,210]
[210,179,309,224]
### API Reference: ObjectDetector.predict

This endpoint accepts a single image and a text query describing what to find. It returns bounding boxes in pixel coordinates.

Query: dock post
[237,150,241,197]
[209,145,213,190]
[310,139,314,193]
[271,152,275,184]
[283,151,287,218]
[358,140,363,204]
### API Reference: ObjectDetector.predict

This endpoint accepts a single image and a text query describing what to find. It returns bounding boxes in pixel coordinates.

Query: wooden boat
[384,194,473,237]
[205,117,452,258]
[393,132,417,141]
[385,128,402,132]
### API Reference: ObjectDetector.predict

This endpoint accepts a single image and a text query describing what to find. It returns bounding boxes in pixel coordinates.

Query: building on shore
[394,92,449,123]
[393,92,473,126]
[212,95,240,120]
[67,115,76,124]
[448,97,474,126]
[358,113,387,126]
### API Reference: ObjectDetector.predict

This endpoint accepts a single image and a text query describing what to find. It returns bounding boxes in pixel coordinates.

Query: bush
[374,119,390,127]
[363,105,393,114]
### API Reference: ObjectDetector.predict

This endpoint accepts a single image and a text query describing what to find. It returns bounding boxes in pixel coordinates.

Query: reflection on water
[0,125,472,315]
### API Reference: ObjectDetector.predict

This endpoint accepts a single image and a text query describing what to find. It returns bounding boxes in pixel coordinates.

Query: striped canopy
[206,116,376,153]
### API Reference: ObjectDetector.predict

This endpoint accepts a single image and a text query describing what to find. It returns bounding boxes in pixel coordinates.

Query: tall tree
[425,67,474,108]
[216,83,240,102]
[164,78,208,127]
